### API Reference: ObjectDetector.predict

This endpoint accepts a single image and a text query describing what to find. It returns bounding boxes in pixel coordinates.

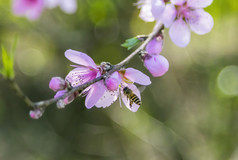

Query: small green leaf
[121,37,141,50]
[1,46,15,79]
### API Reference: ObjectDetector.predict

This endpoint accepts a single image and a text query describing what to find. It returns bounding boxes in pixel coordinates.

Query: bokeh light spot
[217,65,238,96]
[17,49,46,76]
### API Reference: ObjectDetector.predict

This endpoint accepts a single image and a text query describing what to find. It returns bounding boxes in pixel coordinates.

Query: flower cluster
[47,49,153,113]
[137,0,214,47]
[12,0,77,20]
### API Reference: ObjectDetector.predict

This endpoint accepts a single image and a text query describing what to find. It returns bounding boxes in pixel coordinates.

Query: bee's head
[123,87,131,94]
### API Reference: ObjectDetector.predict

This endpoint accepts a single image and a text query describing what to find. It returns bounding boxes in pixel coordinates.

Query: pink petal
[187,0,213,9]
[121,84,141,112]
[187,9,214,35]
[85,82,106,109]
[105,72,122,91]
[54,90,67,99]
[171,0,186,5]
[161,4,177,28]
[151,0,165,19]
[139,3,155,22]
[144,55,169,77]
[124,68,151,86]
[65,67,97,87]
[59,0,77,14]
[65,49,97,69]
[146,37,163,55]
[169,19,191,47]
[12,0,44,20]
[95,89,119,108]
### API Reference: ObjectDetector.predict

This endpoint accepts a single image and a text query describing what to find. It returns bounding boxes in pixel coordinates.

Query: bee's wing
[137,85,146,93]
[121,84,141,112]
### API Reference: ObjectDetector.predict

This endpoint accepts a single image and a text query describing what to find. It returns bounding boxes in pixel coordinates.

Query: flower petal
[187,0,213,9]
[161,4,177,28]
[169,19,191,47]
[124,68,151,86]
[95,89,119,108]
[171,0,186,5]
[144,55,169,77]
[65,67,97,87]
[121,84,141,112]
[146,37,163,55]
[59,0,77,14]
[187,9,214,35]
[85,82,105,109]
[151,0,165,19]
[65,49,97,69]
[139,3,155,22]
[44,0,60,9]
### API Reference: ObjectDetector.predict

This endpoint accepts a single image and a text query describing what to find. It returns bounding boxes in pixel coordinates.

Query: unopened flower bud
[144,54,169,77]
[49,77,66,92]
[29,109,44,119]
[56,100,66,109]
[146,37,163,55]
[105,72,122,91]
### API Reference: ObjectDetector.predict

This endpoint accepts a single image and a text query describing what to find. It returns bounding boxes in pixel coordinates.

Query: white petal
[44,0,60,9]
[139,3,155,22]
[171,0,186,5]
[187,0,213,9]
[59,0,77,14]
[187,9,214,35]
[161,4,176,28]
[151,0,165,19]
[169,19,191,48]
[121,84,141,112]
[124,68,151,86]
[95,89,119,108]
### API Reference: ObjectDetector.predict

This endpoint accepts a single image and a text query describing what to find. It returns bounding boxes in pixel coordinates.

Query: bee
[123,87,141,107]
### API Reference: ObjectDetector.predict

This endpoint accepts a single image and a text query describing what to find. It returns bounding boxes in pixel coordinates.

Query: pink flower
[105,72,122,91]
[29,108,44,119]
[64,49,106,109]
[54,90,78,108]
[95,68,151,112]
[143,37,169,77]
[12,0,44,20]
[49,77,66,92]
[44,0,77,14]
[163,0,214,47]
[138,0,214,47]
[144,54,169,77]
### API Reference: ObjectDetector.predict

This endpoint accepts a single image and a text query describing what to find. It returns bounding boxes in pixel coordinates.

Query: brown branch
[9,22,164,110]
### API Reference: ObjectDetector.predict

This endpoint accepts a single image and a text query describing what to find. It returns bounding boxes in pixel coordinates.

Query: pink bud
[54,90,76,106]
[144,54,169,77]
[29,109,44,119]
[105,72,122,91]
[49,77,66,92]
[146,37,163,55]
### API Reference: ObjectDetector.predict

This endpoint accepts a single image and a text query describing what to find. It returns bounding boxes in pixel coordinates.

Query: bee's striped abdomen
[131,94,141,105]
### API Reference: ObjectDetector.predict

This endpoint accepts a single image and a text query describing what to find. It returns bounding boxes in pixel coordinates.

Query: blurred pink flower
[137,0,214,47]
[44,0,77,14]
[29,109,44,119]
[12,0,44,20]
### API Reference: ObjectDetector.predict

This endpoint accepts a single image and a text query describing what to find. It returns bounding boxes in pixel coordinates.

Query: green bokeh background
[1,0,238,159]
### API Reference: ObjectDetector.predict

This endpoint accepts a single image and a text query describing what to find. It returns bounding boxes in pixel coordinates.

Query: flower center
[176,3,190,19]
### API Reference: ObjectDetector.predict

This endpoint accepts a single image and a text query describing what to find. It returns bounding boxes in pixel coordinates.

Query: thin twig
[9,22,164,110]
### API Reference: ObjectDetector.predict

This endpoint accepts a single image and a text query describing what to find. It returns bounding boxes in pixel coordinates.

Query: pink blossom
[64,49,106,109]
[146,37,163,54]
[95,68,151,112]
[12,0,44,20]
[105,72,122,91]
[144,54,169,77]
[44,0,77,14]
[54,90,78,108]
[49,77,66,92]
[29,109,44,119]
[138,0,214,47]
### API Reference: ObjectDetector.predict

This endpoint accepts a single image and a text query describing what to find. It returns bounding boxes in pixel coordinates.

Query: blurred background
[0,0,238,159]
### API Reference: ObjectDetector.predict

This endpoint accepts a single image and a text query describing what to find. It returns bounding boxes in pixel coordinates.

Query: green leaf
[121,37,141,50]
[1,46,15,79]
